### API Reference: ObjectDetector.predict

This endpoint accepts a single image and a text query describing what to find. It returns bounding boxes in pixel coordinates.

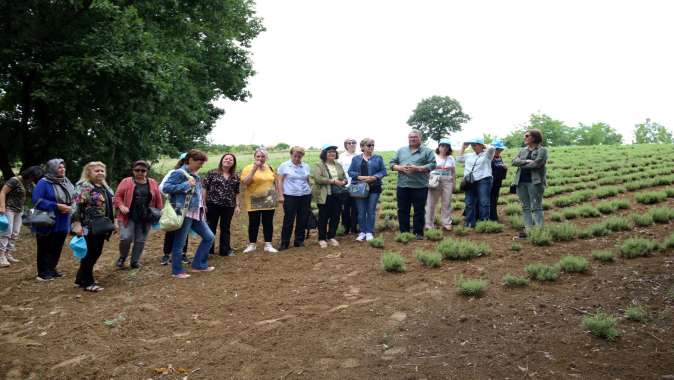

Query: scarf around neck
[43,158,75,204]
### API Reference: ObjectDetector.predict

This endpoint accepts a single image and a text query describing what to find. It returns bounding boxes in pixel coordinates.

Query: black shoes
[161,255,170,265]
[415,234,424,241]
[116,257,125,268]
[219,250,236,257]
[52,271,64,278]
[293,241,305,248]
[130,262,140,269]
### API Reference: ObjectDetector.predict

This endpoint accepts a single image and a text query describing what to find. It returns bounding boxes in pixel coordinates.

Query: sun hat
[465,137,485,145]
[438,138,452,146]
[492,139,506,150]
[321,144,338,151]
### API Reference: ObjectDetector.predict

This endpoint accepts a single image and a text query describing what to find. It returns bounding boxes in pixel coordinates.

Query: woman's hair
[218,153,237,175]
[435,143,452,155]
[528,129,543,144]
[79,161,108,186]
[174,149,208,169]
[320,148,339,162]
[289,146,305,156]
[254,148,268,160]
[360,138,375,151]
[19,166,44,183]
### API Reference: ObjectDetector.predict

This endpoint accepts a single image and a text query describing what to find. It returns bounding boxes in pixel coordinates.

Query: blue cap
[492,139,506,150]
[438,138,452,146]
[465,137,485,145]
[321,144,338,151]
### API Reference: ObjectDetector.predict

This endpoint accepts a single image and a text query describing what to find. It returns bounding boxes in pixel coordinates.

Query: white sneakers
[243,243,256,254]
[329,238,339,247]
[0,255,9,267]
[264,242,278,253]
[356,233,366,242]
[365,233,374,241]
[5,254,18,263]
[319,240,328,248]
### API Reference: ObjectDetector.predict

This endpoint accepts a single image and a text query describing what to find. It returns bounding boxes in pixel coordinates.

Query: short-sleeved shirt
[241,164,277,211]
[4,177,27,212]
[277,160,311,196]
[431,155,456,177]
[390,146,436,188]
[203,171,240,207]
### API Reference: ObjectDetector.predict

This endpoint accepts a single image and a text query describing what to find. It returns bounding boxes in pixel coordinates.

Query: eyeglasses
[366,144,375,148]
[133,169,147,173]
[346,141,356,145]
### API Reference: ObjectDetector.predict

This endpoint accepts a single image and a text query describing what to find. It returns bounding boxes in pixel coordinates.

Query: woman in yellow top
[241,148,281,253]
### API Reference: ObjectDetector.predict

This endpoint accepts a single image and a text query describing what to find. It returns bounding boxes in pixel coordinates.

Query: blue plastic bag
[0,214,8,232]
[70,236,88,260]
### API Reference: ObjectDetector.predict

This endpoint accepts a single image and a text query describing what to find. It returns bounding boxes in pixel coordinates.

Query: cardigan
[113,177,163,226]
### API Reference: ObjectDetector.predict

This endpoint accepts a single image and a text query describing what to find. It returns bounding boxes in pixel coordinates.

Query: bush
[369,236,385,249]
[604,217,632,232]
[502,274,529,287]
[594,186,624,199]
[663,233,674,249]
[559,255,588,273]
[453,225,470,236]
[635,191,667,205]
[475,220,504,233]
[625,306,647,322]
[379,209,398,220]
[611,199,631,210]
[381,252,405,272]
[619,238,659,258]
[511,243,522,252]
[577,205,601,218]
[394,232,416,244]
[437,238,490,260]
[423,228,444,241]
[596,201,617,215]
[415,250,442,268]
[562,208,579,220]
[583,312,620,341]
[631,213,654,227]
[380,202,397,210]
[665,188,674,197]
[456,277,488,297]
[505,204,522,216]
[648,207,672,224]
[509,216,525,230]
[375,219,398,232]
[553,196,576,208]
[548,223,579,242]
[542,200,552,210]
[528,227,553,246]
[550,212,564,222]
[584,223,610,237]
[592,250,615,263]
[525,263,560,281]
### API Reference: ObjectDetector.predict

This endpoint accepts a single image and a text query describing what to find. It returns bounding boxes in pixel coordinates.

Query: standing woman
[456,138,496,227]
[241,148,280,254]
[512,129,548,239]
[114,160,163,269]
[159,155,189,265]
[348,138,387,241]
[163,149,214,278]
[312,144,347,248]
[0,166,44,267]
[71,162,117,292]
[277,147,312,251]
[32,159,75,281]
[203,153,241,256]
[424,139,456,231]
[489,140,508,221]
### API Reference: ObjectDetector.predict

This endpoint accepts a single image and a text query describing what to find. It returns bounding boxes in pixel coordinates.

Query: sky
[210,0,674,150]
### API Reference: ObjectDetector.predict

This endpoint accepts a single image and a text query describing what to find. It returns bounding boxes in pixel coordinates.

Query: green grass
[583,312,620,341]
[511,243,522,252]
[562,208,579,219]
[596,201,617,215]
[394,232,416,244]
[375,219,398,232]
[577,205,601,218]
[611,199,631,210]
[453,225,470,236]
[625,306,647,322]
[474,220,504,233]
[437,238,490,260]
[631,213,654,227]
[635,191,667,205]
[548,223,579,242]
[379,209,397,221]
[502,274,529,287]
[648,207,673,223]
[528,227,553,246]
[456,277,488,297]
[583,222,610,238]
[559,255,589,273]
[415,249,442,268]
[550,212,564,222]
[504,204,522,216]
[508,216,525,230]
[525,263,560,281]
[380,252,405,272]
[591,250,615,263]
[369,236,385,249]
[603,217,633,232]
[619,238,659,258]
[423,228,444,241]
[663,233,674,249]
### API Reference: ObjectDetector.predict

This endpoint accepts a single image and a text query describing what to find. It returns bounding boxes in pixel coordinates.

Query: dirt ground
[1,194,673,379]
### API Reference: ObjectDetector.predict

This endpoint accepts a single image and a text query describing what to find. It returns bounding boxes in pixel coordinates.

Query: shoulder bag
[459,156,480,193]
[22,198,56,228]
[159,170,195,231]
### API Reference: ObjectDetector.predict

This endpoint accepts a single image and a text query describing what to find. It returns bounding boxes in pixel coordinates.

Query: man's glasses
[346,141,356,145]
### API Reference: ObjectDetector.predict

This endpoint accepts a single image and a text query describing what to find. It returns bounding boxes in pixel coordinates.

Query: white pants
[0,210,22,255]
[425,176,454,227]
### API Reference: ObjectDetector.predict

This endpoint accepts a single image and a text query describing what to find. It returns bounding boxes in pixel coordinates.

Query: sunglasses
[133,168,147,173]
[524,134,531,138]
[366,144,375,148]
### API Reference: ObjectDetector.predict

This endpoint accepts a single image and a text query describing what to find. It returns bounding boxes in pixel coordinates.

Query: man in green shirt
[390,130,436,239]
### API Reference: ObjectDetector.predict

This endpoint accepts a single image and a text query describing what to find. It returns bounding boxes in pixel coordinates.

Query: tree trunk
[0,144,15,181]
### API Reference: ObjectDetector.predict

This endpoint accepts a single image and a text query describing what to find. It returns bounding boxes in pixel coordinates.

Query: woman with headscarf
[31,159,76,281]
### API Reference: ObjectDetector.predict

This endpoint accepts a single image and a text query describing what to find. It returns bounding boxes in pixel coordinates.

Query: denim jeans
[118,219,151,264]
[517,182,545,229]
[464,176,493,227]
[356,192,380,234]
[172,217,214,275]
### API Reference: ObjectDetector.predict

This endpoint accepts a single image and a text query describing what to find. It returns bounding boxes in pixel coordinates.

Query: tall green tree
[634,119,672,144]
[407,96,470,142]
[503,113,574,147]
[574,122,623,145]
[0,0,263,181]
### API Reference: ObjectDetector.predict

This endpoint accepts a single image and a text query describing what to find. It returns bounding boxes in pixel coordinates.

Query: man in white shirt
[338,138,358,234]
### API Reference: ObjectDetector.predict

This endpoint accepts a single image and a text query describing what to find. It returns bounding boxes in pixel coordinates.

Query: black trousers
[281,194,312,245]
[206,202,235,254]
[76,234,106,287]
[341,195,358,234]
[163,231,188,256]
[35,232,67,277]
[318,195,342,240]
[397,187,428,235]
[490,178,504,221]
[248,210,274,243]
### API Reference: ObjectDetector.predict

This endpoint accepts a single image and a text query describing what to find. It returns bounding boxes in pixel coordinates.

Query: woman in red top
[114,160,163,268]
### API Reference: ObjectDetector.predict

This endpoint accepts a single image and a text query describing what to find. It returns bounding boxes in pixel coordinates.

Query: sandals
[84,284,104,292]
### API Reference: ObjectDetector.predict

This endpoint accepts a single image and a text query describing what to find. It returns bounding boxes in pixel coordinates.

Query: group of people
[0,129,547,291]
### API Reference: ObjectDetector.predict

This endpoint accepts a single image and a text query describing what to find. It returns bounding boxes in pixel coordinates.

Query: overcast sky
[210,0,674,150]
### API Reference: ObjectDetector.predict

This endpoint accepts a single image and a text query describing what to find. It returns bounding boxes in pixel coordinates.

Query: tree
[574,122,623,145]
[634,119,672,144]
[0,0,263,181]
[407,96,470,142]
[503,113,574,147]
[274,143,290,151]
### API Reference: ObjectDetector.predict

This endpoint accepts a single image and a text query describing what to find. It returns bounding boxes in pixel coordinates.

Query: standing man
[339,138,359,235]
[390,130,436,240]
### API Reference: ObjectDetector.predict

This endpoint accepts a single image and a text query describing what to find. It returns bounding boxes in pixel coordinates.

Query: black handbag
[325,164,348,200]
[509,184,518,194]
[22,199,56,228]
[90,216,115,235]
[459,155,480,192]
[148,207,162,224]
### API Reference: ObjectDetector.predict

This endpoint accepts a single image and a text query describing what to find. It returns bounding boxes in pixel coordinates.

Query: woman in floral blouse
[203,153,241,256]
[71,161,117,292]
